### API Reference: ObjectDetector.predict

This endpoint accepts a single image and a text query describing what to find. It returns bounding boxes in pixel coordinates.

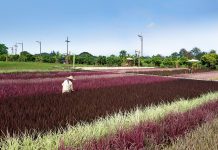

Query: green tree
[209,50,216,54]
[75,52,96,65]
[7,55,19,61]
[151,54,164,66]
[201,53,218,69]
[34,55,43,62]
[179,57,188,66]
[162,57,175,67]
[171,52,180,59]
[38,53,54,63]
[106,55,121,66]
[19,51,35,62]
[52,51,62,63]
[49,51,62,63]
[179,48,192,58]
[119,50,127,58]
[0,44,8,55]
[97,56,107,65]
[119,50,127,65]
[142,57,153,66]
[0,54,7,61]
[190,47,202,59]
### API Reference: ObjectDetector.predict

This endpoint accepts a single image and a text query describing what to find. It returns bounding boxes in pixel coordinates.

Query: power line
[18,42,24,52]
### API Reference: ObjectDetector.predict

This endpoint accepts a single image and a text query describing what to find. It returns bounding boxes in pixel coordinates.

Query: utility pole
[18,42,24,52]
[65,37,70,64]
[36,41,42,55]
[65,37,70,55]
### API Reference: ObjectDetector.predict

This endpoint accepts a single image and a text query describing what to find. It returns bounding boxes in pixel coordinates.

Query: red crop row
[0,79,218,136]
[64,100,218,150]
[0,76,175,100]
[0,71,113,80]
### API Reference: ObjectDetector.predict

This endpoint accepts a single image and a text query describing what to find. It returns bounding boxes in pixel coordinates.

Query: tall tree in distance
[119,50,127,65]
[190,47,205,60]
[171,52,180,59]
[119,50,127,58]
[0,43,8,55]
[190,47,201,58]
[179,48,192,58]
[209,50,216,54]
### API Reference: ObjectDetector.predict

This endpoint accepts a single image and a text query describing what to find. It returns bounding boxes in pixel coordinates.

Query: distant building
[126,57,134,66]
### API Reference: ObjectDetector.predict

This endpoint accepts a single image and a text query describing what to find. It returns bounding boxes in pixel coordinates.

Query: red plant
[0,76,175,100]
[0,71,114,80]
[80,100,218,150]
[0,78,218,137]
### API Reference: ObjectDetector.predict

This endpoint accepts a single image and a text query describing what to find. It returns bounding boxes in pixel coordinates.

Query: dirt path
[173,71,218,81]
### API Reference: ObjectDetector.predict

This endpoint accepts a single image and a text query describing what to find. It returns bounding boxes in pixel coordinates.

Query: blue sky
[1,0,218,56]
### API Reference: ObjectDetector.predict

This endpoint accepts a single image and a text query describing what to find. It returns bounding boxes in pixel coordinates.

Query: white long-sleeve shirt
[62,79,73,93]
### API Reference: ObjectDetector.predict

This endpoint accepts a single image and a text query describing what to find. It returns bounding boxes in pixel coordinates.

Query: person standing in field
[62,76,75,93]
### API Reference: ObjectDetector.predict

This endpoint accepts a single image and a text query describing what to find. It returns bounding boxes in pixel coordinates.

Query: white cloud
[146,22,156,29]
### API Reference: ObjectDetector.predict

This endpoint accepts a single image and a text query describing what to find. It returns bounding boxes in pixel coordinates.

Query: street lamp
[36,41,42,55]
[18,42,24,52]
[137,34,143,57]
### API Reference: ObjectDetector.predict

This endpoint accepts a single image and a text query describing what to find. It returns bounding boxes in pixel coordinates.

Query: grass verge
[0,61,95,73]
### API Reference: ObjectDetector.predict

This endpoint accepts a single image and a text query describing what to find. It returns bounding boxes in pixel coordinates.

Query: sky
[1,0,218,56]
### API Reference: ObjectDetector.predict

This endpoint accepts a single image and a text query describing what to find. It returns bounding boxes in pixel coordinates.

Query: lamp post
[137,34,143,57]
[18,42,24,52]
[36,41,42,55]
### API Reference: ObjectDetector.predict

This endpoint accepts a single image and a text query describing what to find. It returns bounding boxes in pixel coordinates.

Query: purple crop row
[0,71,114,80]
[0,76,175,100]
[61,100,218,150]
[1,79,218,136]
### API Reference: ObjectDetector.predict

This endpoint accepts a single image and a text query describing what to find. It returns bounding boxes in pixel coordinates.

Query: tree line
[0,43,218,69]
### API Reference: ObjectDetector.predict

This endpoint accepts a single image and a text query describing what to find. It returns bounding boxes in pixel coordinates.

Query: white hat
[66,76,75,80]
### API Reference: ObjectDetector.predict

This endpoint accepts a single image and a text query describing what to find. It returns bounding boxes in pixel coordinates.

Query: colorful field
[1,69,218,149]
